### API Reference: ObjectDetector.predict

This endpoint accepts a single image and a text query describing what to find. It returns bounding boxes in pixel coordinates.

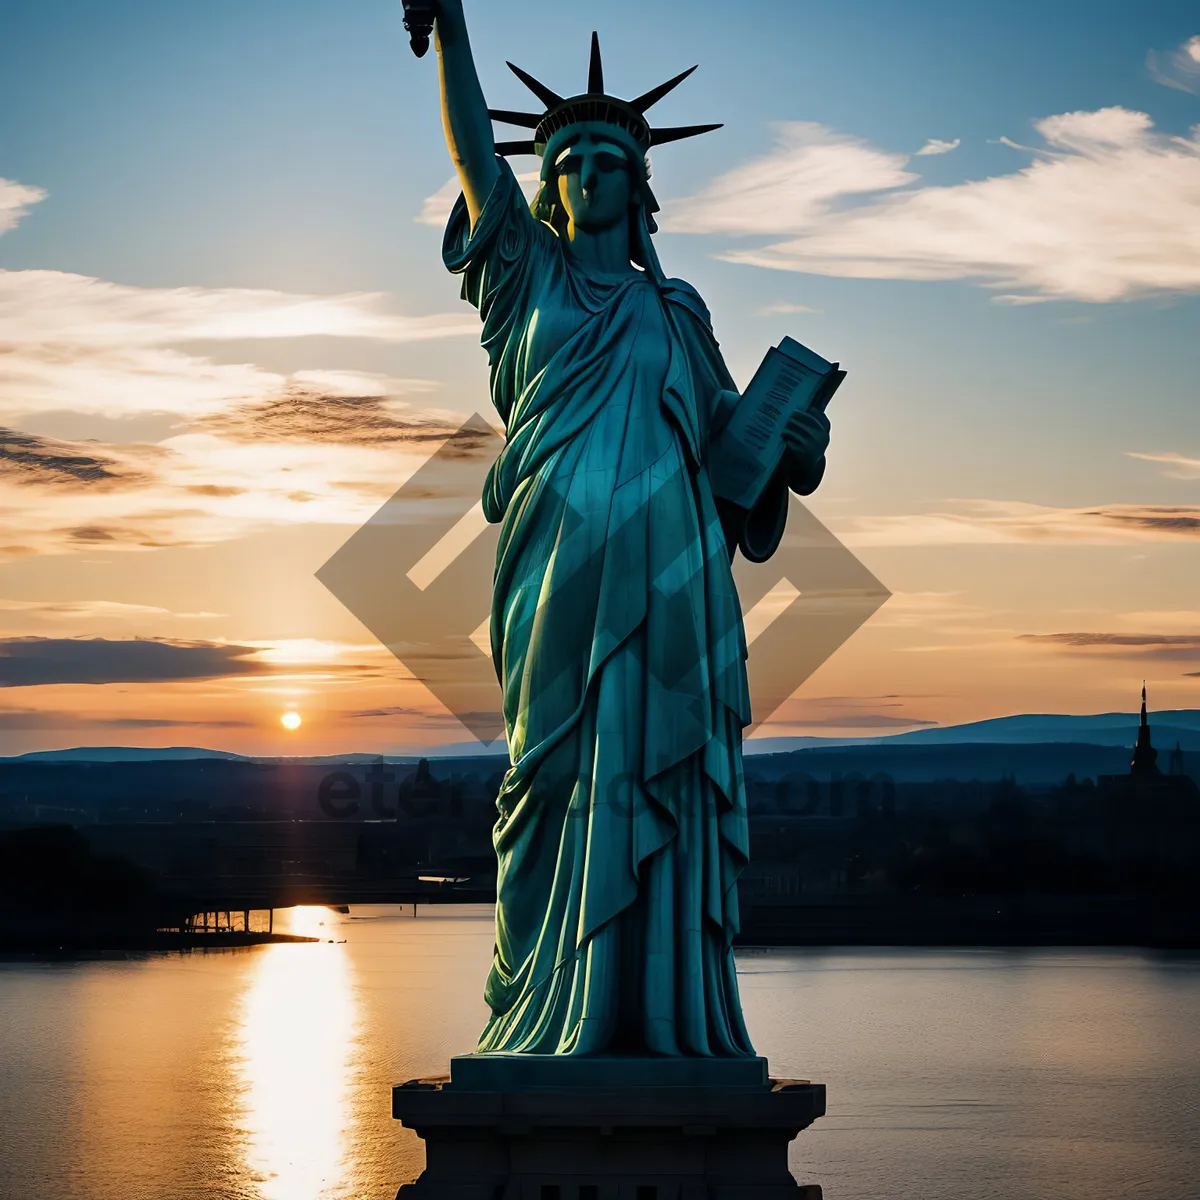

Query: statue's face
[553,128,633,233]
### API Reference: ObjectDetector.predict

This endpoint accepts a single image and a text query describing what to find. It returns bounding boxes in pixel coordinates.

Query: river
[2,904,1197,1200]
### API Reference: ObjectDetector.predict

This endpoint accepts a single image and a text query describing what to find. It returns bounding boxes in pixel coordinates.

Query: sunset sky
[0,0,1197,756]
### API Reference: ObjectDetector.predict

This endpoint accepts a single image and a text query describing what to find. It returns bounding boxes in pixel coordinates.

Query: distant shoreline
[4,902,1197,958]
[0,928,320,958]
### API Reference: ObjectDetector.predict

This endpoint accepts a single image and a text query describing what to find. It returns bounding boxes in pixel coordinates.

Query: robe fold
[443,159,813,1057]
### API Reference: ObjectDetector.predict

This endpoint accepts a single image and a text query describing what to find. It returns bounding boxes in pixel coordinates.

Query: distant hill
[878,710,1200,746]
[745,710,1200,755]
[5,746,252,764]
[747,741,1138,785]
[6,710,1198,765]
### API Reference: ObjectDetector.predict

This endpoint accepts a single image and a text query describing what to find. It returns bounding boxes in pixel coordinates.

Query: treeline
[750,773,1200,904]
[0,825,153,913]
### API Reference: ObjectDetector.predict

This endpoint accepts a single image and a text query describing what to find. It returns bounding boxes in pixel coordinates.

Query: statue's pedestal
[393,1055,825,1200]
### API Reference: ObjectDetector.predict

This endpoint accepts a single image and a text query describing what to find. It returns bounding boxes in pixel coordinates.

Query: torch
[401,0,436,58]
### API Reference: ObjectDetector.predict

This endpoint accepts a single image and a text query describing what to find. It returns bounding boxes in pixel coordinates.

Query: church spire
[1131,681,1160,776]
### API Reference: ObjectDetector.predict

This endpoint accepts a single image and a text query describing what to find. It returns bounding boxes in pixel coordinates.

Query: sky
[0,0,1197,756]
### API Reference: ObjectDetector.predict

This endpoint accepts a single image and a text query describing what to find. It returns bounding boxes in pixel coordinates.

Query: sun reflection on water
[236,907,357,1200]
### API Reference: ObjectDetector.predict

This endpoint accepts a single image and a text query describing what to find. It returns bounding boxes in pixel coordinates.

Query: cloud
[0,177,46,234]
[1,270,476,351]
[0,599,222,627]
[757,302,820,316]
[346,705,472,727]
[0,159,497,559]
[1020,632,1200,647]
[1147,36,1200,95]
[417,171,542,227]
[0,636,278,686]
[416,177,467,227]
[0,634,380,688]
[786,691,946,706]
[666,122,916,237]
[0,266,492,555]
[915,138,960,156]
[1018,631,1200,664]
[0,269,478,426]
[667,109,1200,303]
[868,590,990,629]
[838,500,1200,546]
[0,407,485,556]
[0,426,152,489]
[185,484,245,497]
[0,707,249,730]
[1117,609,1200,632]
[192,385,478,449]
[1127,451,1200,480]
[780,712,939,729]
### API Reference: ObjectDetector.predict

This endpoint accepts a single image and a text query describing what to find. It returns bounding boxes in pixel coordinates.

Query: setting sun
[280,711,302,731]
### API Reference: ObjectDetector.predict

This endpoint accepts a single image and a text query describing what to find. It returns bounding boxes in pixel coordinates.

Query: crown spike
[505,61,564,109]
[588,31,604,94]
[648,122,723,146]
[630,64,698,113]
[488,108,543,129]
[495,139,539,156]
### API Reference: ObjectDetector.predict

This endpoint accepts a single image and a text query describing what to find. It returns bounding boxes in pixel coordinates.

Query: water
[2,905,1198,1200]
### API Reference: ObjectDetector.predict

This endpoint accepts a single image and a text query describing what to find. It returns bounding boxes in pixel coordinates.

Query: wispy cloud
[0,251,486,554]
[0,599,222,624]
[0,635,382,687]
[0,636,272,687]
[778,712,938,729]
[0,268,477,424]
[667,122,916,237]
[668,109,1200,303]
[915,138,960,156]
[1127,451,1200,480]
[0,706,250,731]
[0,399,491,557]
[0,427,152,489]
[838,500,1200,547]
[1021,632,1200,648]
[756,688,941,731]
[3,269,476,350]
[1116,610,1200,633]
[0,177,46,234]
[416,171,542,227]
[757,301,820,316]
[193,386,474,448]
[868,590,990,629]
[1147,35,1200,95]
[1019,631,1200,664]
[417,177,467,227]
[345,704,484,728]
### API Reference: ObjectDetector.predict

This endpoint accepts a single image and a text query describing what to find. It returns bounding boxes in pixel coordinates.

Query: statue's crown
[489,32,721,160]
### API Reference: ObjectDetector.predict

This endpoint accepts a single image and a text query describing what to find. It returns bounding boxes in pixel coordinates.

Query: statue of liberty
[426,0,831,1057]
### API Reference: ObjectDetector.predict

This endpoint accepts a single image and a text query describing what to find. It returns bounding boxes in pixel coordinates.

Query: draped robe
[443,159,816,1057]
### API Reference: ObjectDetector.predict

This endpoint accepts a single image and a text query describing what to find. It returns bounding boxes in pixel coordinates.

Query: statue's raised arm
[433,0,499,227]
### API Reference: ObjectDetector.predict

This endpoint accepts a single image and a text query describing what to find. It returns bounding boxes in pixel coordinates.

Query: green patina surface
[444,159,813,1057]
